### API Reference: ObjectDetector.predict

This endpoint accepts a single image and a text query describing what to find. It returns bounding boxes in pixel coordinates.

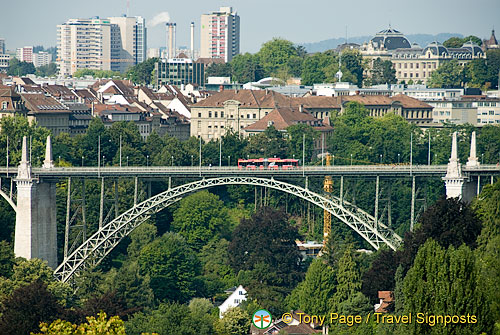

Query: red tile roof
[21,93,69,114]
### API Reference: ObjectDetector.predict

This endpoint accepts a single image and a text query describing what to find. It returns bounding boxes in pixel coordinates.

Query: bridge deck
[0,164,499,179]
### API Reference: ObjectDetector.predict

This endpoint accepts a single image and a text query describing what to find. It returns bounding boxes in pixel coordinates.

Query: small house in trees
[219,285,247,318]
[374,290,394,313]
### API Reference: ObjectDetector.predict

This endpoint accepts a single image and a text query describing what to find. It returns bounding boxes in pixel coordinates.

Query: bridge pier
[443,131,479,202]
[14,136,58,268]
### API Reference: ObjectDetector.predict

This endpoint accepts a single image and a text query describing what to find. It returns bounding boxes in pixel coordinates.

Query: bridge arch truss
[54,176,402,283]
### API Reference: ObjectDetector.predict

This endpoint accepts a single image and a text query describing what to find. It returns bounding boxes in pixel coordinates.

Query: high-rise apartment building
[0,39,5,54]
[200,7,240,62]
[33,52,52,68]
[57,16,147,77]
[108,16,147,71]
[16,46,33,62]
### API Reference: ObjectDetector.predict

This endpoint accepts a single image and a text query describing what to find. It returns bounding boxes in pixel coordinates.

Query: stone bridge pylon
[14,136,58,268]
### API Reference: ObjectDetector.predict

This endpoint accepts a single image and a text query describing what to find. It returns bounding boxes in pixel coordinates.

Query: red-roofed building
[21,93,71,136]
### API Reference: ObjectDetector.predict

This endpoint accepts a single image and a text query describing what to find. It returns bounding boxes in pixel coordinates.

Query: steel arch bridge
[54,176,403,283]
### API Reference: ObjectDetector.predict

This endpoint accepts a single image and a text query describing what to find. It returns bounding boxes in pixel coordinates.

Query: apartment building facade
[200,7,240,62]
[57,16,146,76]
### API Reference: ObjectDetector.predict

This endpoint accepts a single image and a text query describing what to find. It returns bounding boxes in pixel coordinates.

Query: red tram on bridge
[237,158,299,170]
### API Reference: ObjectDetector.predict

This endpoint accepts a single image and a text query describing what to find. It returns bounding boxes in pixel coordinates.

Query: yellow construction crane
[323,155,333,244]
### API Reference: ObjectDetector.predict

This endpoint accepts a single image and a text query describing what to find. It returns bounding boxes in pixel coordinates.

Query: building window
[1,102,7,110]
[221,111,224,117]
[215,111,218,118]
[253,113,256,119]
[198,112,201,117]
[489,111,494,115]
[247,114,250,119]
[209,111,212,118]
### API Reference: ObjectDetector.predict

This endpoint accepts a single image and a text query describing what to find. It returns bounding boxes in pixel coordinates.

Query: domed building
[423,41,449,57]
[370,27,412,50]
[460,41,484,57]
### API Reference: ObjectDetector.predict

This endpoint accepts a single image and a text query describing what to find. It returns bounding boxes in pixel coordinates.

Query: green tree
[371,57,397,85]
[215,307,251,335]
[35,63,58,77]
[465,58,489,88]
[478,236,500,328]
[198,238,236,297]
[256,38,299,77]
[286,123,319,163]
[205,63,232,78]
[230,53,264,83]
[172,191,230,250]
[72,69,122,78]
[301,52,336,85]
[474,180,500,251]
[36,312,126,335]
[0,241,14,278]
[341,49,365,85]
[7,58,35,76]
[246,125,288,158]
[486,49,500,89]
[286,259,337,315]
[126,302,213,335]
[0,281,64,335]
[443,37,466,48]
[127,222,157,259]
[126,58,158,85]
[229,207,303,314]
[403,240,492,335]
[138,232,201,302]
[332,246,361,307]
[399,197,481,272]
[428,60,466,88]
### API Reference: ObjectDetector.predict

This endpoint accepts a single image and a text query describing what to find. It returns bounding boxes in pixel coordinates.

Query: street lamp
[58,156,61,165]
[81,156,84,167]
[398,153,400,164]
[191,155,194,166]
[146,155,149,167]
[126,156,129,166]
[171,155,174,166]
[350,154,353,166]
[333,154,335,166]
[228,155,231,166]
[380,154,383,164]
[102,155,105,167]
[481,153,484,164]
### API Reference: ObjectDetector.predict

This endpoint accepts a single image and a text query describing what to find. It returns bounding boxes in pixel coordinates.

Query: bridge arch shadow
[54,177,402,283]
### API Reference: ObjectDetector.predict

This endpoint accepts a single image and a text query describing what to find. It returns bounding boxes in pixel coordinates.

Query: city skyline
[2,0,500,54]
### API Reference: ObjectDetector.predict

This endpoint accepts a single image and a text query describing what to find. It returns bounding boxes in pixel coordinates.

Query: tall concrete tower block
[14,136,57,268]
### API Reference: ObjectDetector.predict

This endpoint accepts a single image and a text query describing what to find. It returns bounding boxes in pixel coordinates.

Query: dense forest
[0,103,499,334]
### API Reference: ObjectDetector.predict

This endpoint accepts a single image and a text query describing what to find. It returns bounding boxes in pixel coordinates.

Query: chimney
[190,22,195,59]
[219,85,224,92]
[167,23,176,59]
[173,23,177,58]
[299,104,303,113]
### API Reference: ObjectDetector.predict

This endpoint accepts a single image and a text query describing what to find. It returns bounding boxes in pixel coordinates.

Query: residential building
[374,291,395,313]
[200,7,240,62]
[33,52,52,68]
[57,18,119,76]
[108,16,147,72]
[57,16,145,76]
[155,58,206,87]
[0,38,5,54]
[0,85,25,119]
[16,46,33,63]
[192,89,434,141]
[21,93,71,136]
[191,89,290,140]
[219,285,246,318]
[0,54,10,71]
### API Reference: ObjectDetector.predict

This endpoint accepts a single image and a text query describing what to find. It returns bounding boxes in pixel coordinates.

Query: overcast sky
[2,0,499,53]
